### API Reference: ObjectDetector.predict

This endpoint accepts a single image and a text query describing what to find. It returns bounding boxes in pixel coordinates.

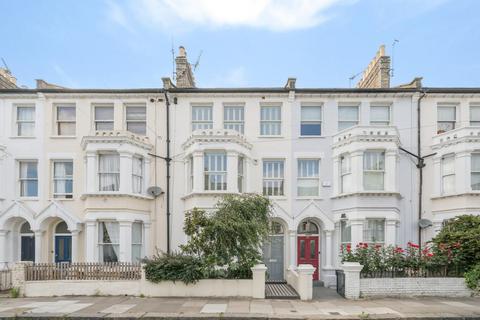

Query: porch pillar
[226,151,238,193]
[85,151,97,193]
[85,221,96,262]
[34,230,43,263]
[289,230,297,266]
[71,230,79,263]
[385,220,397,246]
[119,221,133,262]
[143,222,151,258]
[0,230,7,264]
[192,151,204,192]
[119,152,133,193]
[324,230,333,269]
[350,219,364,247]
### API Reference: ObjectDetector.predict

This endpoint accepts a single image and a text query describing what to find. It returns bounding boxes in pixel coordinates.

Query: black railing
[335,269,345,298]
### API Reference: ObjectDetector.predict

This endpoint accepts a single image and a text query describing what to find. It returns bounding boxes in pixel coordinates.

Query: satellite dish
[419,219,433,228]
[147,186,164,197]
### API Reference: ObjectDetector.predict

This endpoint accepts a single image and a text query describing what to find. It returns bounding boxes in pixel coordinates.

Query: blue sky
[1,0,479,89]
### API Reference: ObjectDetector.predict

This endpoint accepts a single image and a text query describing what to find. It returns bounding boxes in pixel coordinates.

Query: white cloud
[107,0,351,32]
[202,66,249,87]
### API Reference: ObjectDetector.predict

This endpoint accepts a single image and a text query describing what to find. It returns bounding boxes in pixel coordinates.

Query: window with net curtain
[437,105,456,134]
[19,161,38,197]
[340,155,351,193]
[442,154,455,194]
[132,156,143,194]
[263,160,284,196]
[126,105,146,135]
[338,105,359,131]
[132,221,143,262]
[94,105,114,131]
[98,221,119,262]
[204,152,227,191]
[471,153,480,190]
[56,105,76,136]
[98,153,120,191]
[363,151,385,191]
[300,106,322,136]
[297,159,319,196]
[16,105,35,136]
[53,160,73,198]
[363,219,385,244]
[192,106,213,131]
[224,106,244,133]
[260,106,281,136]
[370,105,390,126]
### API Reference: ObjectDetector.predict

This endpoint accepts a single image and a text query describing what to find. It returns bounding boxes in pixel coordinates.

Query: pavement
[0,294,479,319]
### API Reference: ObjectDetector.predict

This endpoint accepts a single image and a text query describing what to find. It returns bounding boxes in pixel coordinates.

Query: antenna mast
[348,71,362,88]
[171,38,176,81]
[1,58,10,72]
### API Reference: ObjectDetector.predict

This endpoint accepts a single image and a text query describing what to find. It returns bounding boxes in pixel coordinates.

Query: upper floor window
[340,219,351,245]
[238,156,245,192]
[340,155,351,193]
[297,159,319,197]
[19,160,38,197]
[442,154,455,194]
[370,105,390,126]
[470,105,480,126]
[16,105,35,137]
[56,105,76,136]
[94,105,114,131]
[363,151,385,191]
[300,106,322,136]
[338,105,359,131]
[98,153,120,191]
[132,221,143,262]
[437,105,456,134]
[471,153,480,191]
[126,105,146,135]
[53,160,73,199]
[224,106,244,133]
[132,156,143,194]
[260,105,281,136]
[192,106,213,131]
[263,160,284,196]
[363,219,385,244]
[204,152,227,191]
[98,221,119,262]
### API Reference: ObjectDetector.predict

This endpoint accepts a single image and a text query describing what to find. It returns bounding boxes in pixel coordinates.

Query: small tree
[181,194,271,276]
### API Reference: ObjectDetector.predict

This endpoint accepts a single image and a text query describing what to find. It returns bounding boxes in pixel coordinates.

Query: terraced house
[0,46,479,288]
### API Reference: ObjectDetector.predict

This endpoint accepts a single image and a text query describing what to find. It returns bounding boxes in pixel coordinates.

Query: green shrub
[144,252,206,285]
[464,263,480,291]
[10,287,20,298]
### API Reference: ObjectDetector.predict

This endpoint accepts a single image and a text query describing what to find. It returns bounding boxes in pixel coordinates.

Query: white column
[144,158,151,193]
[85,221,96,262]
[192,151,204,192]
[0,230,7,264]
[351,151,363,192]
[119,221,133,262]
[143,222,151,258]
[385,220,397,246]
[34,230,43,263]
[120,152,132,193]
[334,222,341,267]
[289,230,297,266]
[456,151,470,194]
[70,230,79,263]
[342,262,363,300]
[433,156,442,196]
[85,152,97,192]
[226,151,238,193]
[350,219,364,247]
[324,230,333,269]
[251,264,267,299]
[332,157,340,195]
[384,150,397,192]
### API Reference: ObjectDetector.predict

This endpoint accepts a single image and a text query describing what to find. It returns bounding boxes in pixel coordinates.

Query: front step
[313,280,324,287]
[265,281,300,299]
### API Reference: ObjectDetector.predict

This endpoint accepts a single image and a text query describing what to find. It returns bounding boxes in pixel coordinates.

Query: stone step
[265,282,300,299]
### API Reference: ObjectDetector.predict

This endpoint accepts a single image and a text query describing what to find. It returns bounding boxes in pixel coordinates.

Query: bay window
[204,152,227,191]
[363,151,385,190]
[94,105,114,131]
[98,153,120,191]
[363,219,385,244]
[224,106,244,133]
[126,105,146,135]
[19,161,38,197]
[16,105,35,137]
[338,105,359,131]
[297,159,319,196]
[263,160,284,196]
[56,105,76,136]
[300,106,322,136]
[132,222,143,262]
[437,105,456,134]
[441,154,455,194]
[188,156,194,192]
[340,220,351,245]
[98,221,119,262]
[53,160,73,198]
[471,153,480,190]
[238,156,245,192]
[340,155,351,193]
[370,105,390,126]
[192,106,213,131]
[132,156,143,194]
[260,105,281,136]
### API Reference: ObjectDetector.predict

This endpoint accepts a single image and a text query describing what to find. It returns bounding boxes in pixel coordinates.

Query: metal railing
[25,263,141,281]
[0,263,12,291]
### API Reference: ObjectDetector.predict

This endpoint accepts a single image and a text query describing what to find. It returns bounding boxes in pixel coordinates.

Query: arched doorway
[20,221,35,262]
[54,221,71,263]
[262,221,285,281]
[297,219,319,280]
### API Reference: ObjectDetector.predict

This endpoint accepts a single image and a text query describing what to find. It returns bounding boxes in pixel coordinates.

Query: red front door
[297,236,319,280]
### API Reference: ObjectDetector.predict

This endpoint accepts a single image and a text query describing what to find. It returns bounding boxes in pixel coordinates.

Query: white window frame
[471,153,480,191]
[297,159,320,197]
[55,104,76,136]
[470,105,480,126]
[363,150,385,191]
[300,105,322,136]
[15,105,36,137]
[204,151,227,191]
[441,154,455,195]
[369,105,390,126]
[52,160,73,199]
[188,155,194,192]
[98,221,120,263]
[98,153,120,192]
[132,156,143,194]
[262,159,285,196]
[192,105,213,131]
[340,155,351,193]
[131,221,143,262]
[19,160,38,198]
[94,105,114,131]
[363,219,385,244]
[260,105,282,136]
[340,219,351,245]
[224,105,245,133]
[338,105,359,131]
[437,105,456,134]
[238,156,245,193]
[125,104,147,135]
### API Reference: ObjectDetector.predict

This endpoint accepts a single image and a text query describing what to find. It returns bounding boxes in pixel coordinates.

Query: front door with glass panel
[55,236,72,263]
[20,222,35,262]
[297,220,320,280]
[262,222,285,281]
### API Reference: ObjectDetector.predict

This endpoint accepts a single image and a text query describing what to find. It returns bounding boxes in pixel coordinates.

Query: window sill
[295,196,323,200]
[265,196,288,200]
[182,191,240,200]
[298,135,325,139]
[431,192,480,199]
[51,197,75,201]
[9,136,36,139]
[257,135,284,139]
[81,192,154,200]
[50,135,77,139]
[18,197,39,201]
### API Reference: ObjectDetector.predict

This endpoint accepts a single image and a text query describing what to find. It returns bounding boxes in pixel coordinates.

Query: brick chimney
[175,46,195,88]
[356,45,391,89]
[0,67,17,89]
[35,79,67,89]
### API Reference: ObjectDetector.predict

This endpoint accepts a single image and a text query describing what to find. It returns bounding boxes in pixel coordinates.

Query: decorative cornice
[332,126,400,149]
[80,192,154,201]
[431,127,480,150]
[331,191,402,199]
[81,131,153,150]
[182,129,253,150]
[431,192,480,200]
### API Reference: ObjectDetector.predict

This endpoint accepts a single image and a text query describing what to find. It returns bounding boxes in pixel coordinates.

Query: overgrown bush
[464,263,480,291]
[143,252,206,284]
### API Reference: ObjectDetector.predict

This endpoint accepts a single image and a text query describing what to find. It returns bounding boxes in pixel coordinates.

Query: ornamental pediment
[332,126,400,149]
[182,129,252,150]
[81,130,152,151]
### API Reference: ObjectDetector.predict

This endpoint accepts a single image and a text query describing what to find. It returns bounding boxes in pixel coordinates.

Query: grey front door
[262,235,284,280]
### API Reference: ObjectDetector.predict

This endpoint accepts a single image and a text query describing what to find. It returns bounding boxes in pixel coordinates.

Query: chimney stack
[0,67,17,89]
[356,45,391,89]
[175,46,195,88]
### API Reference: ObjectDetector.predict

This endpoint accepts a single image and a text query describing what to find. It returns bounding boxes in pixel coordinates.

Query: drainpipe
[164,90,172,254]
[416,90,426,247]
